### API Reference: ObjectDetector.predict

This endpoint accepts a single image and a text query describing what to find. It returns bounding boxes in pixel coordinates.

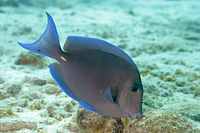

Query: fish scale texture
[64,36,134,65]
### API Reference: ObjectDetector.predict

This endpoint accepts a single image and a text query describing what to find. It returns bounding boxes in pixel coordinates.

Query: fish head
[118,79,143,119]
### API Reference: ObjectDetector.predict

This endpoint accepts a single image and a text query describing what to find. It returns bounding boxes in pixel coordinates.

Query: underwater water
[0,0,200,132]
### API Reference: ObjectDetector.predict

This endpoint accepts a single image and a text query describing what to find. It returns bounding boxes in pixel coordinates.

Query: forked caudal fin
[18,12,61,59]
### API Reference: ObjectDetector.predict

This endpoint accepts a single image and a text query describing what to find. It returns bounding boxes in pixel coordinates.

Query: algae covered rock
[76,106,200,133]
[76,108,135,133]
[15,51,46,68]
[76,108,117,133]
[124,110,199,133]
[0,120,37,132]
[6,83,21,96]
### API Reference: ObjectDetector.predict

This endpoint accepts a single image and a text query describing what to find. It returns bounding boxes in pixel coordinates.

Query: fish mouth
[129,112,143,119]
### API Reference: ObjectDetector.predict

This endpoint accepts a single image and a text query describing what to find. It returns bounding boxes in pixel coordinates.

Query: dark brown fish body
[56,50,142,117]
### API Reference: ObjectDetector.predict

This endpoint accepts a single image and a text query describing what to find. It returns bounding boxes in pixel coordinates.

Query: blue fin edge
[18,12,60,58]
[79,101,98,114]
[48,63,79,101]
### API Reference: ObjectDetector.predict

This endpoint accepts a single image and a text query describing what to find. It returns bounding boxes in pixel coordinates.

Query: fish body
[18,13,143,118]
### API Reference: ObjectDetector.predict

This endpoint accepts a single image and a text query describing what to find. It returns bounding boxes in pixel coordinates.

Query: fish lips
[129,111,143,119]
[118,84,143,119]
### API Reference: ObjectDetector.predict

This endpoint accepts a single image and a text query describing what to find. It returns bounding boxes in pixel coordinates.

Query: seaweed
[0,108,18,118]
[29,104,42,111]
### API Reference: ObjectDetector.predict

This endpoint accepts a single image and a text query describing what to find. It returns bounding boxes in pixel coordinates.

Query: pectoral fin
[103,86,119,103]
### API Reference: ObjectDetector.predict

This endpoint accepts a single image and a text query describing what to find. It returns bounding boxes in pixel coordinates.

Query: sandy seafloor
[0,0,200,133]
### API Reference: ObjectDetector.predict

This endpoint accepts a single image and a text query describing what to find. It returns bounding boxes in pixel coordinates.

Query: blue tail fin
[18,12,61,59]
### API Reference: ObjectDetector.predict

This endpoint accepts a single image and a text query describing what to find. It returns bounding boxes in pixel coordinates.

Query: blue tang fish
[18,13,143,118]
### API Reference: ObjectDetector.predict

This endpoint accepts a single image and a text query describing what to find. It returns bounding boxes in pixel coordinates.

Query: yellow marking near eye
[60,56,67,62]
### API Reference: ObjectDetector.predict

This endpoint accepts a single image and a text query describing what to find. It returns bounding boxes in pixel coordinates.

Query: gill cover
[119,83,143,118]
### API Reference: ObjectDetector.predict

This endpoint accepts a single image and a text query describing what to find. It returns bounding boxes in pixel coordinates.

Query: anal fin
[79,101,98,114]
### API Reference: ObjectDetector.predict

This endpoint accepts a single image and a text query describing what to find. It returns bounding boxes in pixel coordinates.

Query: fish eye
[130,85,138,92]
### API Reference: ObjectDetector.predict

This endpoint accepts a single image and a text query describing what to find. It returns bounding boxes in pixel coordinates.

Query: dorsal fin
[63,36,134,65]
